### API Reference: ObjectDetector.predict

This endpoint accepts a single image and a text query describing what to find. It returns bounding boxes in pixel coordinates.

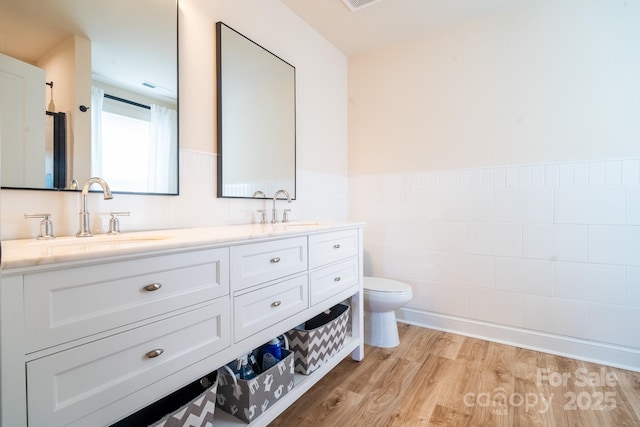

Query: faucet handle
[282,209,291,223]
[256,209,267,225]
[107,211,130,235]
[24,213,55,240]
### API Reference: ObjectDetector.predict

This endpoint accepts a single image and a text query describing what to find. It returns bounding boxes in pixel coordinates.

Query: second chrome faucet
[271,189,291,224]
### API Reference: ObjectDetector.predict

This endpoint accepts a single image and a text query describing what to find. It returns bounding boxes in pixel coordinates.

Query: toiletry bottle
[239,354,256,380]
[249,353,261,375]
[261,337,282,371]
[265,337,282,360]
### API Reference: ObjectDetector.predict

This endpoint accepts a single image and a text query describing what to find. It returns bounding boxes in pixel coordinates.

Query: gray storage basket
[216,349,295,423]
[149,373,218,427]
[285,303,350,375]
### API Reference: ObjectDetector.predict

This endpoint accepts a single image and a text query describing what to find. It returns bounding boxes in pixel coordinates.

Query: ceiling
[281,0,528,56]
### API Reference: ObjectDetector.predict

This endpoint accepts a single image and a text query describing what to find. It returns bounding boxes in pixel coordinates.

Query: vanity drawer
[24,248,229,353]
[234,274,308,342]
[310,257,359,306]
[230,236,307,291]
[309,229,359,269]
[26,300,230,427]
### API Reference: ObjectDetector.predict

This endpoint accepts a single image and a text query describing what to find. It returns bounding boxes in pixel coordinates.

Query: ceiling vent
[341,0,384,12]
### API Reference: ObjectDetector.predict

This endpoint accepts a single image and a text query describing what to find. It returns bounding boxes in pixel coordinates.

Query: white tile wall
[605,161,621,185]
[574,163,590,186]
[588,225,640,266]
[627,186,640,225]
[444,253,494,288]
[350,157,640,354]
[555,261,626,305]
[440,221,468,252]
[444,190,493,222]
[588,304,640,348]
[622,160,639,184]
[627,267,640,307]
[545,164,560,187]
[522,224,587,262]
[468,222,522,257]
[495,257,554,296]
[401,250,443,282]
[558,163,574,186]
[554,186,625,224]
[468,288,523,327]
[523,295,588,339]
[420,281,468,317]
[494,189,553,223]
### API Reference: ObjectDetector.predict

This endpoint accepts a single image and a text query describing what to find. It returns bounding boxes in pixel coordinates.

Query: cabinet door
[24,248,229,353]
[230,237,307,291]
[309,229,359,269]
[27,300,230,427]
[234,274,308,342]
[310,257,359,306]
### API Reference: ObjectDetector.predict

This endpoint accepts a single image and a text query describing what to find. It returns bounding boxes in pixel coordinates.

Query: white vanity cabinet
[230,236,307,291]
[308,229,360,306]
[27,300,230,427]
[0,223,364,427]
[231,236,309,342]
[23,248,229,353]
[17,248,231,427]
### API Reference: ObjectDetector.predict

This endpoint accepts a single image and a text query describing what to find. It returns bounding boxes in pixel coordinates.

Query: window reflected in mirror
[91,89,178,194]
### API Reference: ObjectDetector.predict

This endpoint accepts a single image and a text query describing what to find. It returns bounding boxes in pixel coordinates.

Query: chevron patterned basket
[148,372,218,427]
[285,303,350,375]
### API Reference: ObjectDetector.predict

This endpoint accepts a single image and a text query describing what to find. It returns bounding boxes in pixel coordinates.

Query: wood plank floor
[269,324,640,426]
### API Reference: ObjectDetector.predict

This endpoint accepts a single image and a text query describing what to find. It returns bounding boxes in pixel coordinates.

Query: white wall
[1,0,348,240]
[349,0,640,174]
[348,0,640,371]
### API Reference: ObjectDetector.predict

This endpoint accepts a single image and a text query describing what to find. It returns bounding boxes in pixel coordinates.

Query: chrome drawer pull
[144,283,163,292]
[145,348,164,359]
[270,257,281,264]
[271,300,282,307]
[334,276,341,282]
[333,244,341,249]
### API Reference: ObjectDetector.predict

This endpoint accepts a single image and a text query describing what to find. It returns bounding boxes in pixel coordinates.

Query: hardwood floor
[269,324,640,426]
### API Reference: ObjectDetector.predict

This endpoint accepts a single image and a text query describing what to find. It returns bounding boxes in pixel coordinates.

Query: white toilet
[363,277,413,348]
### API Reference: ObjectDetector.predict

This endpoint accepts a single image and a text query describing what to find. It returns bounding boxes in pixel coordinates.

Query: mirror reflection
[0,0,178,194]
[216,22,296,199]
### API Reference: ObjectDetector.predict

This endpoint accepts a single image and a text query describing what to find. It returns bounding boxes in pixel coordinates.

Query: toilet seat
[364,277,412,293]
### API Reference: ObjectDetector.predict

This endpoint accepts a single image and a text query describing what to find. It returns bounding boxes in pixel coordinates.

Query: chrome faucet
[271,189,291,224]
[77,177,113,237]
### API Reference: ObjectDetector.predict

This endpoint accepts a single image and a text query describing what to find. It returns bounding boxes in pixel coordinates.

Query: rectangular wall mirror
[0,0,178,195]
[216,22,296,199]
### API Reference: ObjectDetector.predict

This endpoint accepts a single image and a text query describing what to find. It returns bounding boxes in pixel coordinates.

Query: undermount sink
[283,221,329,227]
[27,234,171,247]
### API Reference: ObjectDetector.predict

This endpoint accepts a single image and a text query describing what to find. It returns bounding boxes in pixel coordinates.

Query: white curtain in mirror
[148,104,177,192]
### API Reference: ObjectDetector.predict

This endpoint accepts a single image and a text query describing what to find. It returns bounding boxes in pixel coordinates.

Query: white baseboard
[397,308,640,373]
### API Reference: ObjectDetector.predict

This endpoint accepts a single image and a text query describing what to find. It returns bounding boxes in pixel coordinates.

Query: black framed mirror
[216,22,296,199]
[0,0,178,195]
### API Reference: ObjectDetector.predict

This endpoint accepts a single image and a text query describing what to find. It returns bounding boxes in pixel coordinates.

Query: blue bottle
[261,338,282,370]
[264,338,282,360]
[238,354,256,380]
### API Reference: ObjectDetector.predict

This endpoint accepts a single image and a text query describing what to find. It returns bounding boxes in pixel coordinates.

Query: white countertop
[1,222,363,270]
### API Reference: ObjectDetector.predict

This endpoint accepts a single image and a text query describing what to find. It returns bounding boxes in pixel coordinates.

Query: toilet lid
[364,277,412,293]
